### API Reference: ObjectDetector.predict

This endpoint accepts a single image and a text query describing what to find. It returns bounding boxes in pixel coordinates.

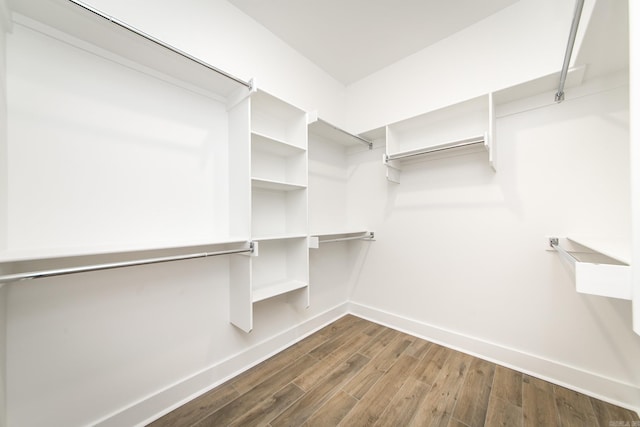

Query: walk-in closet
[0,0,639,425]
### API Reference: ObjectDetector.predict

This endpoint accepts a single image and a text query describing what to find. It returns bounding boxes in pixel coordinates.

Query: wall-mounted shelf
[550,237,632,300]
[308,112,372,149]
[10,0,251,100]
[383,94,495,183]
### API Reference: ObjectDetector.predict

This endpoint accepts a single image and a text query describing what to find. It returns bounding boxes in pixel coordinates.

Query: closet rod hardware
[384,136,485,162]
[555,0,585,102]
[318,232,375,244]
[0,243,255,284]
[549,237,578,266]
[317,118,373,149]
[67,0,252,89]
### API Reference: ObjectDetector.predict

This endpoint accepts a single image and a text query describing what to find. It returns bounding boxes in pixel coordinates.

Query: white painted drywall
[345,0,575,133]
[1,1,10,425]
[79,0,348,128]
[345,76,640,408]
[630,0,640,337]
[3,1,350,426]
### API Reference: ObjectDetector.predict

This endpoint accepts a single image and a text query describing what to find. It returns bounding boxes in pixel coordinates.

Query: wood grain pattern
[149,316,640,427]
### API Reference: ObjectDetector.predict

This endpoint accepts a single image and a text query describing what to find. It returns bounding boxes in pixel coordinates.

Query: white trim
[90,299,640,426]
[348,301,640,415]
[92,303,349,427]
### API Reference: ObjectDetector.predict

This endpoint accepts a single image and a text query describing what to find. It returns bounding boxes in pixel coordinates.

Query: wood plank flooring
[149,315,639,427]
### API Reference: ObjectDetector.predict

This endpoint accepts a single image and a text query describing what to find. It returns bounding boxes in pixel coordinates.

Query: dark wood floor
[149,315,639,427]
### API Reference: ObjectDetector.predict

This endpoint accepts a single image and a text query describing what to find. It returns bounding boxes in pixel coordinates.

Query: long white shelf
[550,237,632,300]
[252,279,308,303]
[252,234,308,242]
[0,237,250,263]
[10,0,251,99]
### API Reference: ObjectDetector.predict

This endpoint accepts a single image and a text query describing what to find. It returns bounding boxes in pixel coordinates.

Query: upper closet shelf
[383,94,495,183]
[550,237,631,300]
[10,0,252,101]
[308,112,372,149]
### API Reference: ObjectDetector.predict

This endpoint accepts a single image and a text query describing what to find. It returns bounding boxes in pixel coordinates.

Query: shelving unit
[1,0,253,261]
[550,237,632,300]
[383,94,495,183]
[231,90,309,332]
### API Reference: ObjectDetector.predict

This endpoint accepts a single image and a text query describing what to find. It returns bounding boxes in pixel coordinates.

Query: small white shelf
[252,234,308,242]
[251,178,306,192]
[550,237,632,300]
[383,94,495,183]
[252,132,306,156]
[252,279,308,303]
[307,112,372,149]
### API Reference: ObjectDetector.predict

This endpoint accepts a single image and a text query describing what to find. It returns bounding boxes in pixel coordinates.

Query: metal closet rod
[68,0,252,89]
[549,237,577,266]
[555,0,585,102]
[0,243,254,284]
[319,232,375,244]
[385,137,485,162]
[317,118,373,149]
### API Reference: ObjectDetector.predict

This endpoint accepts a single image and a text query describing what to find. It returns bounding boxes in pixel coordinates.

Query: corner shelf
[550,237,632,300]
[383,94,495,183]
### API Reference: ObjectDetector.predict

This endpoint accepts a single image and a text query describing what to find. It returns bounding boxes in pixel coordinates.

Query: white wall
[3,1,350,426]
[630,0,640,335]
[345,0,575,133]
[1,0,10,425]
[346,76,640,409]
[80,0,348,128]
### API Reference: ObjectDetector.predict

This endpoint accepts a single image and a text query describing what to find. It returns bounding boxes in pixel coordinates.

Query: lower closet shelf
[550,237,632,300]
[252,279,308,302]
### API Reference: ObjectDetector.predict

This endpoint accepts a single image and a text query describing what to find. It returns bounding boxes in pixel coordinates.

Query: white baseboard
[348,301,640,415]
[93,303,349,427]
[93,299,639,426]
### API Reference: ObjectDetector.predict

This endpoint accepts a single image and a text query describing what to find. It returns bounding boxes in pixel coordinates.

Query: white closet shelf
[385,134,488,162]
[307,112,372,149]
[383,94,495,183]
[252,279,308,303]
[0,237,250,263]
[251,178,307,191]
[252,234,308,242]
[251,132,306,155]
[10,0,251,99]
[549,237,632,300]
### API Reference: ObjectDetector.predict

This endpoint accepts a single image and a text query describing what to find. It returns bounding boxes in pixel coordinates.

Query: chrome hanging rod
[67,0,252,89]
[317,118,373,149]
[0,243,254,284]
[555,0,585,102]
[549,237,577,266]
[319,232,375,244]
[385,136,485,162]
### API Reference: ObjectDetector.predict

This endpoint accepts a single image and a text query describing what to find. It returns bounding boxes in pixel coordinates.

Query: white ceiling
[227,0,521,85]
